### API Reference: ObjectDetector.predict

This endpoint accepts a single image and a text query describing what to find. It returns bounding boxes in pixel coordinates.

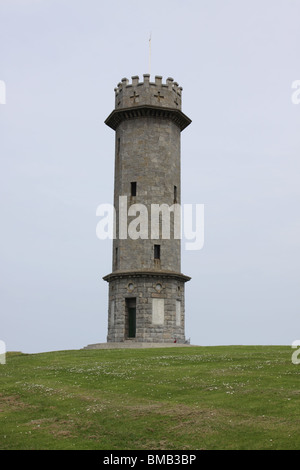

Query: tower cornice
[105,104,191,132]
[103,270,191,283]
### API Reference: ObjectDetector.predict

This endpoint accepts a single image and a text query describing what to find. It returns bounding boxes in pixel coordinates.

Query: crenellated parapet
[105,74,191,132]
[114,75,183,111]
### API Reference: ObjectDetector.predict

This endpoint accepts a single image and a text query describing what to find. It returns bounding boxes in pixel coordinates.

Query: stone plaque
[152,298,164,325]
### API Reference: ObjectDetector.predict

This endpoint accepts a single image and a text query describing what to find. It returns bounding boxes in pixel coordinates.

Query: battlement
[114,74,183,110]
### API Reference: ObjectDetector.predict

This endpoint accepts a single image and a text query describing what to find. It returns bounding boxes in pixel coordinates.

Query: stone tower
[103,74,191,343]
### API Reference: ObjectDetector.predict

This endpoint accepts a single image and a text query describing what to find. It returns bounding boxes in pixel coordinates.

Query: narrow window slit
[154,244,160,260]
[131,182,137,197]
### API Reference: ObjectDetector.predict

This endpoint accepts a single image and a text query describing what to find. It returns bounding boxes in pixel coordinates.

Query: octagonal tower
[103,74,191,343]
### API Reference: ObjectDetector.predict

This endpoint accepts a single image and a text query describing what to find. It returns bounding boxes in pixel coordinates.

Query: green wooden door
[128,307,136,338]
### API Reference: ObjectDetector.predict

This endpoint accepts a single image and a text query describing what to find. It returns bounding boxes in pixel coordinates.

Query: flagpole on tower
[149,32,152,75]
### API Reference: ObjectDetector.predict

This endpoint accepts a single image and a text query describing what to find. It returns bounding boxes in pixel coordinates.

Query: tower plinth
[103,74,191,343]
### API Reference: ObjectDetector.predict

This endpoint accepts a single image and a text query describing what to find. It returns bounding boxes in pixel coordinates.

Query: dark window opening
[174,185,177,203]
[115,247,118,269]
[116,138,121,170]
[131,182,137,197]
[154,244,160,260]
[125,298,136,339]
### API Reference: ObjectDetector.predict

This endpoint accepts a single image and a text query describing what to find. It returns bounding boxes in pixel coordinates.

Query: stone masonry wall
[107,275,186,343]
[113,117,181,273]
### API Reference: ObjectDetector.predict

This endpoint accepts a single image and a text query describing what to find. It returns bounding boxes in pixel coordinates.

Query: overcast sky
[1,0,299,353]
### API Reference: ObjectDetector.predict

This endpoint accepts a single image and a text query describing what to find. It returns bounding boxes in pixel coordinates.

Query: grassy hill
[0,345,299,450]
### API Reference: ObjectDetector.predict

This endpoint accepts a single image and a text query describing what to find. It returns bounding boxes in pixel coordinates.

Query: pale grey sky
[1,0,299,353]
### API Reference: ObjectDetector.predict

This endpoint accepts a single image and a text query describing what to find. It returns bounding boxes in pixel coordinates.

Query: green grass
[0,346,299,450]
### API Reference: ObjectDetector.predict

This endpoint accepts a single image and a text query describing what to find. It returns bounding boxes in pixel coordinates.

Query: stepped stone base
[83,342,194,350]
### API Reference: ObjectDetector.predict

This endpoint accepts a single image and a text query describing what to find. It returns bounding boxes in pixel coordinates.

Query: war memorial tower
[103,74,191,343]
